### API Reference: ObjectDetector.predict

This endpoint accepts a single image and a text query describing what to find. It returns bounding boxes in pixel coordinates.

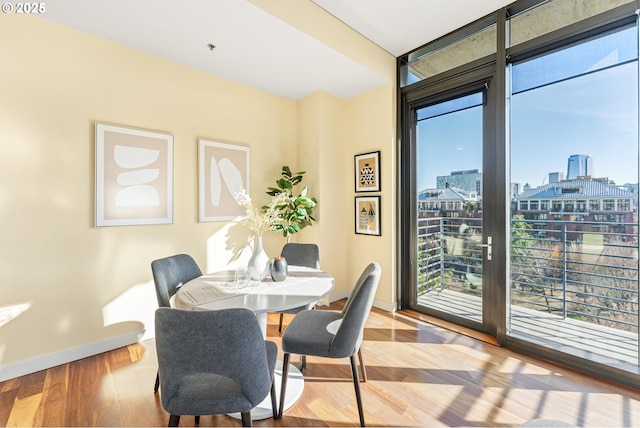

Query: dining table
[174,265,335,420]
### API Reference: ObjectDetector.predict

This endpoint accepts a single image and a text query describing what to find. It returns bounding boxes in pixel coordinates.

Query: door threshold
[399,309,499,346]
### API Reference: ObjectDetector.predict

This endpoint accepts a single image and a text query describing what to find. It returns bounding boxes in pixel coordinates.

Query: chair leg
[270,379,277,420]
[278,313,284,332]
[194,415,200,425]
[300,354,306,370]
[277,353,291,419]
[357,348,367,382]
[350,354,366,427]
[154,371,160,392]
[168,415,180,427]
[241,411,252,427]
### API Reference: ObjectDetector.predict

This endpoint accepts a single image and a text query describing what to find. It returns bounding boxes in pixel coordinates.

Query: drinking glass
[234,268,249,287]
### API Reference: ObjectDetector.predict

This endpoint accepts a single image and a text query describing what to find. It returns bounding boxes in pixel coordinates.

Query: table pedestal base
[228,361,303,421]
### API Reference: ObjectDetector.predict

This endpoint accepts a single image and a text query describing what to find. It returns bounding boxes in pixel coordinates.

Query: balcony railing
[417,216,639,334]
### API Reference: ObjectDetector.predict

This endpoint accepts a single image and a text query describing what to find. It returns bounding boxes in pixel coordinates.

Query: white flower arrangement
[234,188,289,236]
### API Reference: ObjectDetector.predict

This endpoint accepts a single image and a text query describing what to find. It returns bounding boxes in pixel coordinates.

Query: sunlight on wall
[102,281,156,340]
[0,303,31,368]
[0,302,31,328]
[206,223,253,273]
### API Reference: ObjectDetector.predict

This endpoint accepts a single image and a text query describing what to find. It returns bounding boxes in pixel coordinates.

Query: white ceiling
[40,0,513,100]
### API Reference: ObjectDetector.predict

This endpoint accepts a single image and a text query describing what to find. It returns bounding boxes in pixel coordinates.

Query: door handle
[480,236,492,261]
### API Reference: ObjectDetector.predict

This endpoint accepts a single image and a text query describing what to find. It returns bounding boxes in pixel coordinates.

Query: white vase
[248,235,269,281]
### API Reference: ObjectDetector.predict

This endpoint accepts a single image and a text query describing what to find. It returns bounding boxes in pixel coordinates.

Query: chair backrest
[155,307,273,409]
[151,254,202,307]
[280,243,320,269]
[329,262,381,358]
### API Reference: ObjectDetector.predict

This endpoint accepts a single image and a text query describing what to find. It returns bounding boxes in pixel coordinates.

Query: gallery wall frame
[355,195,381,236]
[354,150,380,192]
[198,139,250,222]
[95,122,173,227]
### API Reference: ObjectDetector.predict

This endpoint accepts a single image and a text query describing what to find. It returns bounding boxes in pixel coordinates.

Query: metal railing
[417,216,639,333]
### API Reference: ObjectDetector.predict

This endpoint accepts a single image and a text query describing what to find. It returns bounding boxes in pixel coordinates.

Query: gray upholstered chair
[151,254,203,393]
[277,243,321,332]
[277,262,381,427]
[155,307,278,427]
[281,243,320,270]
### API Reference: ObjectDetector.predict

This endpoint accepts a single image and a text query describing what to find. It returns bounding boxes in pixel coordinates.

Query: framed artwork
[354,150,380,192]
[198,139,250,222]
[355,196,381,236]
[95,122,173,227]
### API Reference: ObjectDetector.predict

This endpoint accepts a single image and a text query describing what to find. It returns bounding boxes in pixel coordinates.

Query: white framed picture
[198,139,250,222]
[95,122,173,227]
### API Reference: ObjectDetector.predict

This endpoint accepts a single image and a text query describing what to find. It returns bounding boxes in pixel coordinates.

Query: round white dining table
[174,266,334,420]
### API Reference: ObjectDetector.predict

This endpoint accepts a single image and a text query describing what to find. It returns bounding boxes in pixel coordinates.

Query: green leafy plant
[265,166,317,239]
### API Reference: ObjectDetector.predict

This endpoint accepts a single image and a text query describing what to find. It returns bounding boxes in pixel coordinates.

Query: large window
[400,0,640,388]
[509,19,639,374]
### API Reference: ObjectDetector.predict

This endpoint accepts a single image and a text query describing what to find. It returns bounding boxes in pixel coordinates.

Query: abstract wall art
[354,150,380,192]
[95,123,173,227]
[198,139,250,222]
[355,195,381,236]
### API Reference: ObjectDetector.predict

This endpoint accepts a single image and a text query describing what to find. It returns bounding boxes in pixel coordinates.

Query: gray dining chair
[277,262,381,427]
[151,254,203,393]
[155,307,278,427]
[277,243,320,332]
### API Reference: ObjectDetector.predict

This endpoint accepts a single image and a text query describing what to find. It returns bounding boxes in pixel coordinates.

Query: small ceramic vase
[270,256,288,282]
[248,236,269,281]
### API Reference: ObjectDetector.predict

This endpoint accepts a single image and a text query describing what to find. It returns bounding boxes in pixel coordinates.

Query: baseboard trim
[329,293,396,313]
[373,298,396,313]
[0,329,145,382]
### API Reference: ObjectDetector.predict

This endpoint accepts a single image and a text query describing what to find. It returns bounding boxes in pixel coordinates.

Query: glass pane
[509,26,639,371]
[402,23,496,86]
[512,25,637,94]
[508,0,633,47]
[416,91,483,323]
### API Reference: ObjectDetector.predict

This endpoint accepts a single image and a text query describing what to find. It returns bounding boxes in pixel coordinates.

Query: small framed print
[95,122,173,227]
[355,196,381,236]
[198,139,250,222]
[355,151,380,192]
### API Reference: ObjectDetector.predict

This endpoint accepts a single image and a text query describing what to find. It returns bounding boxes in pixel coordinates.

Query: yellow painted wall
[295,88,396,304]
[0,9,396,378]
[297,92,350,296]
[345,86,397,305]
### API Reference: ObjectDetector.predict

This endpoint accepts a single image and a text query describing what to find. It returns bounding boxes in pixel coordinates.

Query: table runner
[177,268,332,308]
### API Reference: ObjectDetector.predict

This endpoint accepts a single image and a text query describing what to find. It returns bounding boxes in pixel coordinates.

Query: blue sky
[417,61,638,191]
[510,62,638,187]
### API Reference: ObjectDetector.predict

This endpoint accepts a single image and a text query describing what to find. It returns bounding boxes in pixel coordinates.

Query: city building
[567,154,593,179]
[512,178,635,239]
[418,186,480,218]
[548,171,564,183]
[436,169,482,194]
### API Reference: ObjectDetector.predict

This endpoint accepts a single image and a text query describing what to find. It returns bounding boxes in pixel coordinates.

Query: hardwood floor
[2,302,640,427]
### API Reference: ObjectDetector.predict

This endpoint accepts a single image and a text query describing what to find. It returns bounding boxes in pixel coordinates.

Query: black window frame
[397,0,640,390]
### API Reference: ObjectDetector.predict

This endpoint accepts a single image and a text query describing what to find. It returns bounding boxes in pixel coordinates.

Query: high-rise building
[567,154,593,179]
[436,169,482,194]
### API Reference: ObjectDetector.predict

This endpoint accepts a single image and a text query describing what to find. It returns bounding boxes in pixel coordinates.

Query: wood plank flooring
[2,302,640,427]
